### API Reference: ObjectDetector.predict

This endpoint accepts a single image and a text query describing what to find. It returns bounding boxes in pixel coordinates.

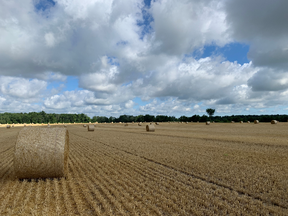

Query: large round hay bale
[6,125,11,129]
[247,121,250,123]
[14,127,69,179]
[254,120,259,124]
[186,122,188,124]
[83,124,87,127]
[88,125,94,131]
[155,122,159,125]
[206,121,210,125]
[146,124,155,132]
[271,120,277,124]
[240,121,243,123]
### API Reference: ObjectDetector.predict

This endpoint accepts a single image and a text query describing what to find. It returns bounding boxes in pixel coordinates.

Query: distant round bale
[64,125,67,127]
[206,121,210,125]
[155,122,159,125]
[197,121,199,123]
[14,127,69,179]
[186,122,188,124]
[231,121,235,123]
[88,125,94,131]
[125,123,128,126]
[247,121,250,123]
[271,120,277,124]
[254,120,259,124]
[6,125,11,129]
[240,121,243,123]
[150,122,153,125]
[83,124,87,127]
[146,124,155,132]
[138,123,142,126]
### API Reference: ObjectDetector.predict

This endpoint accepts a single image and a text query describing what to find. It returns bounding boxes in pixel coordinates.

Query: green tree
[206,108,215,118]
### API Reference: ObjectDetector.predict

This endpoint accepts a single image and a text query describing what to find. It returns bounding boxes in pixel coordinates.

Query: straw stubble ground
[0,123,287,215]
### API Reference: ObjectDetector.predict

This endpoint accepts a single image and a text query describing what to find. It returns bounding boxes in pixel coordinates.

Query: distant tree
[206,108,215,118]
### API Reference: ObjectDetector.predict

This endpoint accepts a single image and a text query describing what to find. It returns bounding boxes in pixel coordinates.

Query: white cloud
[0,76,47,100]
[0,0,288,116]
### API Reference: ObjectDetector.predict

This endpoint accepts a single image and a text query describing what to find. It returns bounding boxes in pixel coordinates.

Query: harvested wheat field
[0,123,287,215]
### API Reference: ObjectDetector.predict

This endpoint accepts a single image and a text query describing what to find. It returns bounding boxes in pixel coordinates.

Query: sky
[1,0,288,118]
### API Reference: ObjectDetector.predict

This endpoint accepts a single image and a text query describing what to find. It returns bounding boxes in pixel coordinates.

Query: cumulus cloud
[225,0,288,70]
[1,0,288,116]
[0,76,47,100]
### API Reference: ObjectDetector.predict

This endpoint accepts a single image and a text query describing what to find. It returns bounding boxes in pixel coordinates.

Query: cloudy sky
[1,0,288,117]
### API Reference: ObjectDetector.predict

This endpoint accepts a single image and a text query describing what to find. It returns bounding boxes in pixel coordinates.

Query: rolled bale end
[206,121,210,125]
[231,121,235,123]
[247,121,250,123]
[14,127,69,179]
[271,120,277,124]
[64,125,67,127]
[240,121,243,123]
[186,122,188,124]
[254,120,259,124]
[88,125,95,131]
[146,124,155,132]
[156,122,159,125]
[83,124,87,127]
[6,125,11,129]
[138,123,142,126]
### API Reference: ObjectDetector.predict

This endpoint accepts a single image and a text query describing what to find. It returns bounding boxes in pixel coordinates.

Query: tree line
[0,111,287,124]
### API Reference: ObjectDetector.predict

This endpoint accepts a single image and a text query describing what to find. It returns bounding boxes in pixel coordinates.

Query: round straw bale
[271,120,277,124]
[254,120,259,124]
[247,121,250,123]
[155,122,159,125]
[125,123,128,126]
[231,121,235,123]
[64,125,67,127]
[186,122,188,124]
[138,123,142,126]
[89,122,91,123]
[14,127,69,179]
[206,121,210,125]
[240,121,243,123]
[197,121,199,123]
[150,122,153,125]
[146,124,155,132]
[88,125,94,131]
[12,125,14,127]
[6,125,11,129]
[83,124,87,127]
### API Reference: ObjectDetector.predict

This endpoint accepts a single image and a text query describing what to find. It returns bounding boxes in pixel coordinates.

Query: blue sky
[0,0,288,117]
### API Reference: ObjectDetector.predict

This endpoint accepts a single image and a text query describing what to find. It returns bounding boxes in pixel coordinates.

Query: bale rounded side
[14,127,69,179]
[88,125,95,131]
[271,120,277,124]
[83,124,87,127]
[254,120,259,124]
[206,121,210,125]
[146,124,155,132]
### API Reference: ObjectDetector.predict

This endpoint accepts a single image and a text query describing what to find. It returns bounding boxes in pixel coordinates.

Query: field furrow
[0,124,287,215]
[70,131,286,215]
